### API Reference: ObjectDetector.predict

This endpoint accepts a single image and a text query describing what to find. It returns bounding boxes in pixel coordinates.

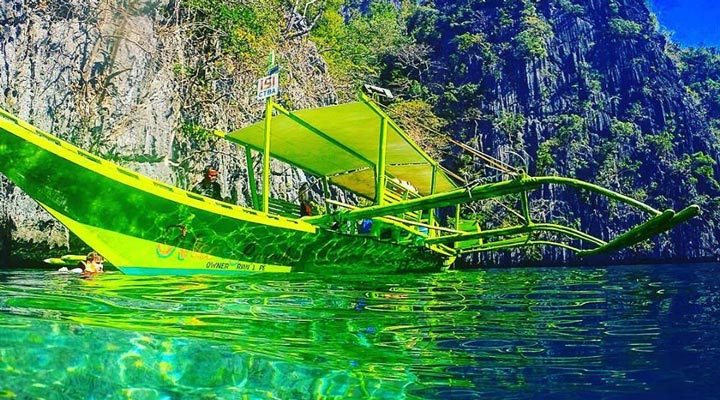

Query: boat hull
[0,112,446,275]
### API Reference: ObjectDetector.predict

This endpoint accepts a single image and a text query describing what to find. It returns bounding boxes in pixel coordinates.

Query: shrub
[609,18,643,38]
[182,0,282,58]
[515,1,553,59]
[388,100,449,160]
[311,0,410,88]
[558,0,584,16]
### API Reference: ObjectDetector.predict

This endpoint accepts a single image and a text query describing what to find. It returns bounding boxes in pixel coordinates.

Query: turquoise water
[0,264,718,399]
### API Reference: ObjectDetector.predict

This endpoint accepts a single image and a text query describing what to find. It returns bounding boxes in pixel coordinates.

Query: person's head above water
[86,251,103,264]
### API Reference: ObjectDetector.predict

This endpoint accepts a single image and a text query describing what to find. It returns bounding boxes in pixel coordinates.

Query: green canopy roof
[226,99,457,198]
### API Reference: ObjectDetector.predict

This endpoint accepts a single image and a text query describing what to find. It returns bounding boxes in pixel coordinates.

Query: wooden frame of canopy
[222,93,458,225]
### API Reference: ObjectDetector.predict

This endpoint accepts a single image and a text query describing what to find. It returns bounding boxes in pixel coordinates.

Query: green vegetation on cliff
[4,0,717,265]
[177,0,720,263]
[311,0,412,88]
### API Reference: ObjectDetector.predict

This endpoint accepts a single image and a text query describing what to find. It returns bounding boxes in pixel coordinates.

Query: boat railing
[267,197,300,218]
[322,199,457,249]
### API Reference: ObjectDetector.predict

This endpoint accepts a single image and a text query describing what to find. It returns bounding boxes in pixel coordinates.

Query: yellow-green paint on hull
[41,202,293,273]
[0,110,447,275]
[1,102,697,272]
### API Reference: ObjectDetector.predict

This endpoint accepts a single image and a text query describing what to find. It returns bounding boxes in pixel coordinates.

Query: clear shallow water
[0,264,718,399]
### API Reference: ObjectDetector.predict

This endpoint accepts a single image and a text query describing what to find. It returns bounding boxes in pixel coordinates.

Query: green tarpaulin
[226,101,457,198]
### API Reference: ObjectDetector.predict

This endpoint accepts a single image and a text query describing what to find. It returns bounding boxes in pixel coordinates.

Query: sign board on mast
[256,73,279,101]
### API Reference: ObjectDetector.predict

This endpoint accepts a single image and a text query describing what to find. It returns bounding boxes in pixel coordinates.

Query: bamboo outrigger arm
[220,93,698,260]
[306,175,701,257]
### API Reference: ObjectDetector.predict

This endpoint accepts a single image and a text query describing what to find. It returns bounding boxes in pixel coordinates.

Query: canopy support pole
[245,146,259,210]
[455,204,461,229]
[375,117,388,205]
[322,176,332,213]
[428,165,437,237]
[360,92,438,167]
[262,99,273,213]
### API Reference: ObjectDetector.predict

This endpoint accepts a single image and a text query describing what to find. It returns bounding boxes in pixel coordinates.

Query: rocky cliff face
[0,0,335,265]
[1,0,718,266]
[389,0,720,264]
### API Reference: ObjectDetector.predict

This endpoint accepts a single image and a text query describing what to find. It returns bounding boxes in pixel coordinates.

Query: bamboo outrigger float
[0,87,699,275]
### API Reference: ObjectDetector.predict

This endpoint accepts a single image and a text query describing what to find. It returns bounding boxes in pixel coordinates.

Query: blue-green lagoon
[0,264,718,399]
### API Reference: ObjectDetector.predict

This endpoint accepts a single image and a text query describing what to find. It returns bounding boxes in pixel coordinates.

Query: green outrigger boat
[0,91,700,275]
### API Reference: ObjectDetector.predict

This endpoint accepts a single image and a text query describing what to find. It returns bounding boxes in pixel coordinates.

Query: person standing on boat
[298,182,313,217]
[192,167,222,201]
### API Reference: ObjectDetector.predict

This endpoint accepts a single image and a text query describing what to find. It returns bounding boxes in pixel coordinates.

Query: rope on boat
[375,102,519,176]
[447,138,520,176]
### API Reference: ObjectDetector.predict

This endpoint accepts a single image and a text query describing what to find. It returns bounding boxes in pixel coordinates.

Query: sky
[647,0,720,47]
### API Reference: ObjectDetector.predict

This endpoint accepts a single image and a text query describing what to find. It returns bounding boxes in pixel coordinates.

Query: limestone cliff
[1,0,718,266]
[0,0,335,264]
[380,0,720,265]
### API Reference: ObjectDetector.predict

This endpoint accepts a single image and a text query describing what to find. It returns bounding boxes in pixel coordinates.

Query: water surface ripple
[0,264,718,399]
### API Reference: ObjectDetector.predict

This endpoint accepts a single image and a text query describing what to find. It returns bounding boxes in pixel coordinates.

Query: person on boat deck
[192,167,222,201]
[298,182,313,217]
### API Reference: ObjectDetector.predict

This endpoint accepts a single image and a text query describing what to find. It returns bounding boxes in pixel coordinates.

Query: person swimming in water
[80,252,104,274]
[58,252,104,274]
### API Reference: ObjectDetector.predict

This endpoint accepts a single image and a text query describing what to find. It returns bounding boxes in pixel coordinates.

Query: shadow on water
[0,264,718,399]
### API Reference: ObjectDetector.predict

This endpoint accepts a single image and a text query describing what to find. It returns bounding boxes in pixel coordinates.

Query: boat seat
[454,219,483,250]
[267,197,299,218]
[383,180,423,222]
